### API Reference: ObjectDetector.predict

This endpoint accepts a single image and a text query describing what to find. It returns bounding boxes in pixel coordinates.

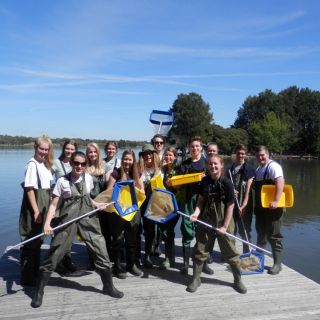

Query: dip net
[149,110,174,136]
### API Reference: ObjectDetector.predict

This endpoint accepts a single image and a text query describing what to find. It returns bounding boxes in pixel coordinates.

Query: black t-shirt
[179,156,206,174]
[199,175,234,204]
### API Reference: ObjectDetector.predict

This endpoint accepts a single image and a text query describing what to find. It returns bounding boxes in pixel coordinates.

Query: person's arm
[43,196,59,235]
[25,187,42,224]
[107,174,116,190]
[239,177,254,216]
[190,195,203,221]
[270,176,285,209]
[217,201,235,234]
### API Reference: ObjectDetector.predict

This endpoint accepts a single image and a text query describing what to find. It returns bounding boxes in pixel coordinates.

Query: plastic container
[261,184,294,208]
[168,172,203,186]
[150,174,165,190]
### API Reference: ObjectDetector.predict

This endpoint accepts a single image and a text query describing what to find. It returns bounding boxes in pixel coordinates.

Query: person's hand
[234,189,239,197]
[166,179,173,187]
[43,222,53,236]
[190,213,199,222]
[217,225,227,235]
[95,202,108,210]
[34,211,42,224]
[239,206,246,217]
[269,201,279,209]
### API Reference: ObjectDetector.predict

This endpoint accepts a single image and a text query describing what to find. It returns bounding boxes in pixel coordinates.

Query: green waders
[19,188,51,286]
[31,178,123,308]
[187,184,246,294]
[255,180,283,275]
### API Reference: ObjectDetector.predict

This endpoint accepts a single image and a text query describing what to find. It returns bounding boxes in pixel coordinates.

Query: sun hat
[139,143,156,157]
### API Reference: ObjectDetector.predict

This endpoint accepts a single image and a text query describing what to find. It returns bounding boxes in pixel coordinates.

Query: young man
[254,145,285,275]
[226,144,255,253]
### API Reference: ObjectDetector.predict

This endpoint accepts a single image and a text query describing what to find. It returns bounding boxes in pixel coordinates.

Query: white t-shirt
[24,158,53,189]
[53,173,94,199]
[255,160,283,182]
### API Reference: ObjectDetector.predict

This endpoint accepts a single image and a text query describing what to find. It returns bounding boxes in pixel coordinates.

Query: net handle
[176,210,271,255]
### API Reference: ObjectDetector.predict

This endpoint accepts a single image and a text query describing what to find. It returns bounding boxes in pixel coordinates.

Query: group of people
[18,133,285,308]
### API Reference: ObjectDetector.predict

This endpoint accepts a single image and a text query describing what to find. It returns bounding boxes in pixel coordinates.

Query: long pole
[228,169,250,243]
[177,210,271,255]
[6,201,115,252]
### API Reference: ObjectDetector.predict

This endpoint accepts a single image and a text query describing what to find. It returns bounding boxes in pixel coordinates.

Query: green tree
[248,112,290,154]
[211,124,249,154]
[170,92,213,149]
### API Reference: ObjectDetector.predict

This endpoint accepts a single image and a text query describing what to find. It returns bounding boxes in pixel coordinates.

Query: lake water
[0,149,319,284]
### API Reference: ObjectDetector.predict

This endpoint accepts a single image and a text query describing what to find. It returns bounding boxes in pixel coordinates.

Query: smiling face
[208,155,223,179]
[235,149,246,165]
[64,143,76,160]
[190,140,202,160]
[87,146,98,163]
[35,142,50,162]
[106,144,117,159]
[256,149,269,166]
[71,155,87,177]
[153,138,165,153]
[207,144,218,156]
[164,150,177,165]
[123,154,134,171]
[143,151,154,167]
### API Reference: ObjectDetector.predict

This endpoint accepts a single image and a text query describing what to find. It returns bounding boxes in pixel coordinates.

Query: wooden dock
[1,240,320,320]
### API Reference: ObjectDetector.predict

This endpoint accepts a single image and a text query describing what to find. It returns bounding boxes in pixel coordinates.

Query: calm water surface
[0,149,319,284]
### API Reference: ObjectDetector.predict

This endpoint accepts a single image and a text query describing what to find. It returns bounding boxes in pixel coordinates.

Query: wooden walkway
[1,240,320,320]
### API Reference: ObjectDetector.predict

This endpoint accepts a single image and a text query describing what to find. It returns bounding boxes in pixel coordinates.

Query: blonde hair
[34,135,54,169]
[139,151,160,174]
[85,142,106,176]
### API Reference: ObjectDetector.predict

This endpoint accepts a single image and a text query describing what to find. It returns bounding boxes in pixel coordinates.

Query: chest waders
[230,163,253,253]
[187,179,247,294]
[31,176,124,308]
[254,162,283,275]
[19,161,51,287]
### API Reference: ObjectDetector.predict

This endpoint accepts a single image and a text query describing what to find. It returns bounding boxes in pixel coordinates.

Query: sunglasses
[73,161,87,167]
[154,141,164,145]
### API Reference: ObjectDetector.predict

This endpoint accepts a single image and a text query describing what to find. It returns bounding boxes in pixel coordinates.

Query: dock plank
[1,240,320,320]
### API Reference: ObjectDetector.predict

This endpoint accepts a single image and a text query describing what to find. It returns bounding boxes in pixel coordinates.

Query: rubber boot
[202,261,214,275]
[113,252,127,279]
[62,254,77,273]
[186,262,203,293]
[20,253,37,287]
[160,240,175,270]
[180,244,191,275]
[100,268,124,299]
[231,265,247,294]
[30,271,51,308]
[268,251,282,275]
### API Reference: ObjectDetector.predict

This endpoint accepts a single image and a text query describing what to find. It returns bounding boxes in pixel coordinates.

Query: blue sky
[0,0,320,140]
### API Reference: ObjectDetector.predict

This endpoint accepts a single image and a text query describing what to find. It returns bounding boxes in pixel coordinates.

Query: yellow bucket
[168,172,203,186]
[150,174,165,190]
[261,184,294,208]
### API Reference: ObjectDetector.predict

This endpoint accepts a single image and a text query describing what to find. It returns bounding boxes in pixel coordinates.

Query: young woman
[188,154,247,294]
[138,144,161,268]
[52,140,78,180]
[178,136,207,275]
[86,142,107,198]
[19,135,54,286]
[104,141,121,179]
[159,147,180,269]
[52,139,78,274]
[106,149,144,278]
[31,151,123,308]
[85,143,108,268]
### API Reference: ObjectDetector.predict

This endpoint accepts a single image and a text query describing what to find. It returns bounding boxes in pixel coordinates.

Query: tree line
[1,85,319,156]
[0,135,146,149]
[170,87,320,155]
